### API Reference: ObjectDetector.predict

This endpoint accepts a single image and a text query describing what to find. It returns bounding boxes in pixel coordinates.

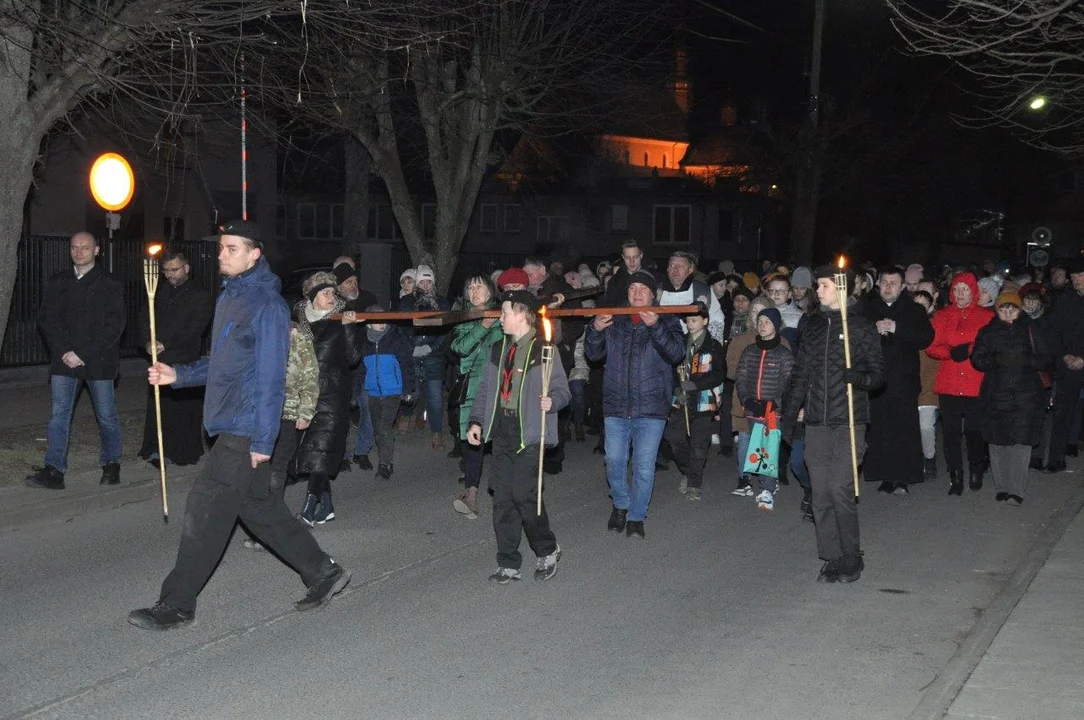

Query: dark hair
[462,274,497,308]
[766,275,791,289]
[162,249,189,265]
[912,290,934,306]
[620,240,641,253]
[509,302,538,327]
[878,265,905,282]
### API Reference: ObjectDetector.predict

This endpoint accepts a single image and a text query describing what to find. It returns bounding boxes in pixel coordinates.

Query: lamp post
[89,152,135,273]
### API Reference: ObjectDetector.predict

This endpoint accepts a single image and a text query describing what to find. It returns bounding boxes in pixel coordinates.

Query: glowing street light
[89,152,135,211]
[1028,96,1047,111]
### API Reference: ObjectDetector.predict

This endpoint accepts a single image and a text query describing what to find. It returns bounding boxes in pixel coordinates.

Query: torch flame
[540,305,552,342]
[147,244,163,257]
[837,255,846,270]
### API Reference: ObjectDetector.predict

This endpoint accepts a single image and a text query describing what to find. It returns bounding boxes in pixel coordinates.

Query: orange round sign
[89,153,135,211]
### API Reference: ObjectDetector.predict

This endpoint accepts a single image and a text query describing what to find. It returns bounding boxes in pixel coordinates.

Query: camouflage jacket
[282,322,319,421]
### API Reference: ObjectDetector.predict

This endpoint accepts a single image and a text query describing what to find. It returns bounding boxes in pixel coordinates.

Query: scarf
[366,326,389,343]
[755,334,781,351]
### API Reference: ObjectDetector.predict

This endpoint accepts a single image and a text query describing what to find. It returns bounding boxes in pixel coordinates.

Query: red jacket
[927,272,994,398]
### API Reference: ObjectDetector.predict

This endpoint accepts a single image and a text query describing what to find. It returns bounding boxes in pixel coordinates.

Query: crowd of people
[21,226,1084,627]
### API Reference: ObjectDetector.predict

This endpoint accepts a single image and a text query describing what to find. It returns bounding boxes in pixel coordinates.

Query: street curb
[906,471,1084,720]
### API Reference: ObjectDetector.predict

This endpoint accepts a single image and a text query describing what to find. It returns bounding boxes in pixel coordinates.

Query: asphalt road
[0,437,1075,719]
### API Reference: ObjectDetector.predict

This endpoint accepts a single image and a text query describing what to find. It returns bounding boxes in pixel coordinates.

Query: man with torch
[782,262,883,584]
[466,290,570,585]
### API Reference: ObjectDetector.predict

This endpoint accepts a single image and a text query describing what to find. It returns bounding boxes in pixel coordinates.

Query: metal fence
[0,235,220,368]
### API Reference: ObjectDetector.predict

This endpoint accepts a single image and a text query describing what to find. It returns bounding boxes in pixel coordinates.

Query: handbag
[448,372,470,408]
[742,402,781,479]
[1028,326,1053,389]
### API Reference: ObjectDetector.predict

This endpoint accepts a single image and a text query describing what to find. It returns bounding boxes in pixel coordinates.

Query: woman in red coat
[926,272,995,495]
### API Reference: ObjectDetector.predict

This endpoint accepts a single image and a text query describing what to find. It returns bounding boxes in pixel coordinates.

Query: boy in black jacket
[782,266,883,584]
[663,310,727,501]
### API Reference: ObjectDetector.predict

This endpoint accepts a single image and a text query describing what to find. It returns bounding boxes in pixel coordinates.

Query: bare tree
[278,0,662,295]
[887,0,1084,155]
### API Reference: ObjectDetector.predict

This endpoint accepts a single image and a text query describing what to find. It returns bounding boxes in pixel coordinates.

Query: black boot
[948,470,964,496]
[923,457,937,480]
[607,507,627,533]
[835,553,864,583]
[800,489,814,522]
[968,466,984,491]
[25,464,65,490]
[100,462,120,485]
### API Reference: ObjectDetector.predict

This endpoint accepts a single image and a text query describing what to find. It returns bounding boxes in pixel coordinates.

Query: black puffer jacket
[1047,287,1084,380]
[971,315,1049,447]
[293,302,362,476]
[782,309,884,438]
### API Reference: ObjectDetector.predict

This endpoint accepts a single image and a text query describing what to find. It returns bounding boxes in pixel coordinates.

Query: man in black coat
[1044,258,1084,473]
[137,250,213,467]
[862,266,935,493]
[26,232,125,490]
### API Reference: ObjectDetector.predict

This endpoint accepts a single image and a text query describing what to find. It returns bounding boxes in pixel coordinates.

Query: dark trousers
[463,440,485,489]
[490,412,558,570]
[159,434,328,612]
[718,380,735,449]
[369,395,401,465]
[805,425,864,562]
[663,412,714,489]
[939,394,987,473]
[1049,377,1084,464]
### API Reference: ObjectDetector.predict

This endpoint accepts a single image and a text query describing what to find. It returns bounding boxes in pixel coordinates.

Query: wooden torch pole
[835,260,860,501]
[143,246,169,522]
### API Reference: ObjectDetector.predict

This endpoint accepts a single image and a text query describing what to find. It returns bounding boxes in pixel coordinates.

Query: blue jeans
[46,375,122,472]
[569,379,587,426]
[350,386,374,457]
[604,416,666,522]
[418,378,444,433]
[789,437,811,490]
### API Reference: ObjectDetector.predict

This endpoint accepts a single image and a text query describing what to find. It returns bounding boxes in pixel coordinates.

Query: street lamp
[89,152,135,272]
[1028,96,1047,111]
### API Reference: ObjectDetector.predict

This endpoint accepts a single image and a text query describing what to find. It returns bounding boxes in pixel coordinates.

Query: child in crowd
[359,306,416,480]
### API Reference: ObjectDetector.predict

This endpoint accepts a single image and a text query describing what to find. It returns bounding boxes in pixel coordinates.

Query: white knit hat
[415,265,435,283]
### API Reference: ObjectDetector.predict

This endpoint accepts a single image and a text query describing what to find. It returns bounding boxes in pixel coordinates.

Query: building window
[663,154,668,169]
[421,203,437,239]
[297,202,345,240]
[653,205,691,244]
[643,152,649,167]
[367,204,401,241]
[275,204,287,239]
[479,203,497,233]
[611,204,629,232]
[504,204,521,233]
[537,216,564,244]
[587,205,607,233]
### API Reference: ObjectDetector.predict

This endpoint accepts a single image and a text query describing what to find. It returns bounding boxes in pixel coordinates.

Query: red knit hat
[496,267,530,290]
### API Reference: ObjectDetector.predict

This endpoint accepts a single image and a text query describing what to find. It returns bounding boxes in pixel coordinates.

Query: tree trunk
[343,135,370,258]
[0,137,42,353]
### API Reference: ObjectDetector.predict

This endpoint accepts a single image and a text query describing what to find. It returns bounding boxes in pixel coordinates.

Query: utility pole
[790,0,825,265]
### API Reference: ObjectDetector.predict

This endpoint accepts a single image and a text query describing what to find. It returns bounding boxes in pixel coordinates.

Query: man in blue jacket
[128,221,350,631]
[586,270,685,539]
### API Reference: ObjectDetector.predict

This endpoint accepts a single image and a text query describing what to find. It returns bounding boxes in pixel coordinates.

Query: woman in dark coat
[970,292,1050,505]
[295,271,362,525]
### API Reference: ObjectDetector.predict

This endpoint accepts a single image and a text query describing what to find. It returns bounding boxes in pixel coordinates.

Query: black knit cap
[814,264,854,287]
[333,262,355,284]
[218,219,262,249]
[627,269,657,294]
[500,289,541,311]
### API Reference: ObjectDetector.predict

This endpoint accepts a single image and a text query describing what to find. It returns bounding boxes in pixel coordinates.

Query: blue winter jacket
[585,312,685,420]
[172,257,289,456]
[361,329,416,398]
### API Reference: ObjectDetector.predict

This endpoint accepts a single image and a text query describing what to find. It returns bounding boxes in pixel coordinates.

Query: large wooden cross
[329,304,701,327]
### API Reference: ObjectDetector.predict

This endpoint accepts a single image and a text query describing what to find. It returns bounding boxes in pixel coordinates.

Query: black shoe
[923,457,937,479]
[835,554,864,583]
[995,492,1008,502]
[1044,461,1068,474]
[816,560,838,583]
[968,468,984,491]
[607,507,627,533]
[593,444,605,456]
[718,445,734,458]
[100,462,120,485]
[1006,494,1024,506]
[338,458,352,474]
[948,470,964,496]
[148,457,162,470]
[294,559,351,611]
[1067,444,1079,458]
[448,442,463,459]
[876,481,893,494]
[1029,457,1045,471]
[625,520,645,539]
[543,460,563,475]
[893,484,909,496]
[25,464,65,490]
[800,490,814,522]
[352,454,373,471]
[375,463,394,480]
[128,602,194,631]
[655,459,669,471]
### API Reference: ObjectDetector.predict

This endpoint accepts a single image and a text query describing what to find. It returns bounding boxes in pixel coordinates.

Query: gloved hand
[843,369,866,386]
[412,345,432,358]
[401,394,415,405]
[743,398,768,418]
[680,380,697,392]
[949,344,970,362]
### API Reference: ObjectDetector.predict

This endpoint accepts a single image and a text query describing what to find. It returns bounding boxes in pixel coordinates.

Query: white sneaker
[732,484,754,497]
[756,490,775,511]
[678,476,688,494]
[711,434,720,445]
[534,545,562,581]
[488,567,522,585]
